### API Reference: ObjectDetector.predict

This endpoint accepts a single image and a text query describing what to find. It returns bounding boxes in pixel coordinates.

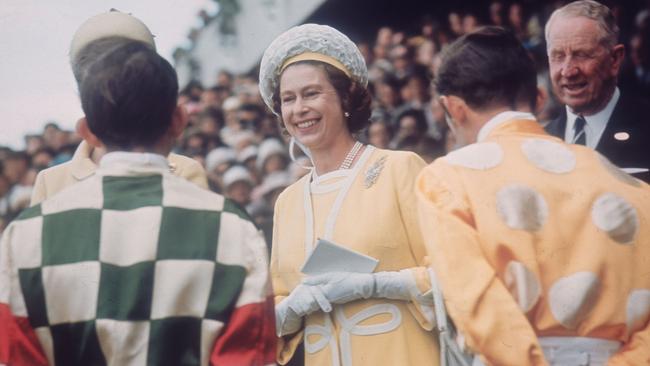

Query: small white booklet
[301,238,379,275]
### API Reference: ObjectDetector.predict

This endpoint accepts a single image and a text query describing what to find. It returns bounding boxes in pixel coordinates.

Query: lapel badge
[364,155,387,188]
[614,131,630,141]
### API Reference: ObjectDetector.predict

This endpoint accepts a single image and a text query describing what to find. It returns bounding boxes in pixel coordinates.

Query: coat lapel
[70,141,98,181]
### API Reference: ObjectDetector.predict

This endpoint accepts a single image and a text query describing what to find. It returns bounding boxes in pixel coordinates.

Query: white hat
[223,166,254,188]
[238,145,259,163]
[222,96,242,112]
[205,147,237,173]
[70,10,156,61]
[253,171,292,200]
[257,138,288,171]
[258,24,368,113]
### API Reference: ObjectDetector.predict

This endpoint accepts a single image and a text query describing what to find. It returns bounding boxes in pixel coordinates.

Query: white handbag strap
[428,268,449,332]
[428,268,474,366]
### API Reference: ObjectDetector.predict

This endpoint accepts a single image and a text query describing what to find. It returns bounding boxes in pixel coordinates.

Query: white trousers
[472,336,621,366]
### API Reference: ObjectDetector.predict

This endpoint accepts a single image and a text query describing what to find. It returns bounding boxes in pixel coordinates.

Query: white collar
[99,151,169,171]
[477,111,536,142]
[565,87,619,148]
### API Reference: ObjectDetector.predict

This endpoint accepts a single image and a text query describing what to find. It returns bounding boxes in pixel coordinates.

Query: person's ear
[610,44,625,76]
[443,95,468,126]
[76,117,103,148]
[168,104,189,139]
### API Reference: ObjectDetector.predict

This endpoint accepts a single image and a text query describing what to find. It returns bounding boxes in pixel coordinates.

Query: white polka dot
[549,272,600,329]
[444,142,503,170]
[521,138,576,174]
[626,290,650,335]
[591,193,638,244]
[597,154,641,187]
[504,261,541,312]
[496,184,548,231]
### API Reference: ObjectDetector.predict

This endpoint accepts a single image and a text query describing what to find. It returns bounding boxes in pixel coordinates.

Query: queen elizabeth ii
[259,24,441,366]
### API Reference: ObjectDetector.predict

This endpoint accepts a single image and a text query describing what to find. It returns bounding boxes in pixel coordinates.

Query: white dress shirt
[564,88,620,149]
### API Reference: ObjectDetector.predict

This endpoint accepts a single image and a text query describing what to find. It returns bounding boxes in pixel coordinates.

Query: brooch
[364,156,387,188]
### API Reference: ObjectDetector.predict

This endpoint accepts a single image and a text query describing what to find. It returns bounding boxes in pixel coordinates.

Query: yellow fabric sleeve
[393,152,437,330]
[416,161,547,366]
[270,192,304,364]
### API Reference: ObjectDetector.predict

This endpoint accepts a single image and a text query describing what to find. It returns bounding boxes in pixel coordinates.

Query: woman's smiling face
[279,63,348,151]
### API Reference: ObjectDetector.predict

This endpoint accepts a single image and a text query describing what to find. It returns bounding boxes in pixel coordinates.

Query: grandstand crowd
[2,0,649,242]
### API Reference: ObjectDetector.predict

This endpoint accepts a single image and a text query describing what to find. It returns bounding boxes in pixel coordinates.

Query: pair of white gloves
[276,270,427,336]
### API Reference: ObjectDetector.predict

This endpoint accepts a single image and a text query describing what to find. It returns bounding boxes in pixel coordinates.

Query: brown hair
[272,60,371,134]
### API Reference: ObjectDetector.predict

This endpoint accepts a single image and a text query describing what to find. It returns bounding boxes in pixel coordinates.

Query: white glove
[275,284,332,336]
[303,270,433,305]
[303,272,375,304]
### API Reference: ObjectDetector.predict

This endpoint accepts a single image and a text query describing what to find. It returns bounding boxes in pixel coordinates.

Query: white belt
[539,337,621,366]
[304,303,402,366]
[472,336,621,366]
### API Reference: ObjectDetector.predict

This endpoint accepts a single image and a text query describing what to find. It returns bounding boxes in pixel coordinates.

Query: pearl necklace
[339,141,363,170]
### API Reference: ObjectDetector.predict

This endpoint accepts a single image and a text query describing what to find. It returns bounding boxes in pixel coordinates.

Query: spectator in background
[200,85,229,109]
[544,0,650,183]
[372,76,403,123]
[216,69,233,89]
[223,164,255,207]
[449,11,464,37]
[367,120,393,149]
[205,146,237,192]
[620,30,650,97]
[463,13,481,34]
[489,1,507,26]
[42,122,62,150]
[24,135,45,156]
[2,151,29,188]
[196,106,224,139]
[237,145,260,182]
[390,108,429,149]
[257,138,289,177]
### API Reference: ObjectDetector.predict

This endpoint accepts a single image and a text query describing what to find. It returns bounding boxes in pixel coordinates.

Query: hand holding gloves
[275,284,331,336]
[276,269,431,336]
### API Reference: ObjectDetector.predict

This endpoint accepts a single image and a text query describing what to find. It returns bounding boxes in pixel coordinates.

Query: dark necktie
[573,116,587,145]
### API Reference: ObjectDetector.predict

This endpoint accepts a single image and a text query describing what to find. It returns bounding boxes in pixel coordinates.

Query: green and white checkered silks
[1,168,271,365]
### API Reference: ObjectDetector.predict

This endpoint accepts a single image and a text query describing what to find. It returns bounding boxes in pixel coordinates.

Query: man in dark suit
[545,0,650,182]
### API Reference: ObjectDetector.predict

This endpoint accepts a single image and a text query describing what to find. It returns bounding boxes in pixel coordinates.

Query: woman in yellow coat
[258,24,440,365]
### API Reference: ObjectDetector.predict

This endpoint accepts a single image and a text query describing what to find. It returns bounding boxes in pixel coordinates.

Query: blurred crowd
[2,0,650,238]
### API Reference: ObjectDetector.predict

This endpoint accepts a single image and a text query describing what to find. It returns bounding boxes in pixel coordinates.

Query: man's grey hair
[545,0,620,50]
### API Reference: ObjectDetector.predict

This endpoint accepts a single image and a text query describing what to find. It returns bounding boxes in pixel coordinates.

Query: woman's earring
[344,112,350,118]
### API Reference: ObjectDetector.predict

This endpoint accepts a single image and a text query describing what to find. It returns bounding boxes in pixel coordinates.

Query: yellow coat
[271,146,440,366]
[417,118,650,366]
[30,141,208,205]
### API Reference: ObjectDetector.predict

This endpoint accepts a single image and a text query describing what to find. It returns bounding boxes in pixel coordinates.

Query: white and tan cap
[258,23,368,113]
[70,10,156,62]
[223,165,254,188]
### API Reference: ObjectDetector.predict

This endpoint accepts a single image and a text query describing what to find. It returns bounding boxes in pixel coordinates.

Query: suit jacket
[30,141,209,205]
[545,92,650,182]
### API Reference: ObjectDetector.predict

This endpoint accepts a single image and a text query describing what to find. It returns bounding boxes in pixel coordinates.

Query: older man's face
[547,16,623,116]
